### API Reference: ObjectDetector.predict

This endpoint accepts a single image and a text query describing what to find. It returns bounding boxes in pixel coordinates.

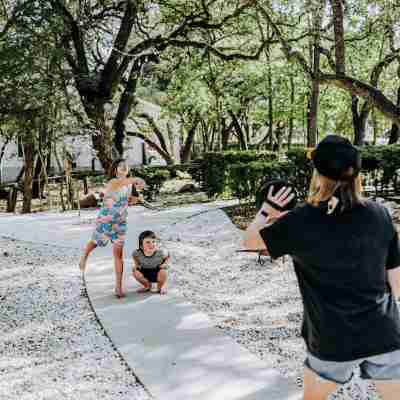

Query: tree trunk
[229,111,247,150]
[32,153,45,199]
[389,86,400,144]
[22,137,35,214]
[181,117,200,164]
[307,2,324,147]
[352,96,370,146]
[86,107,114,173]
[288,74,295,148]
[266,48,274,149]
[330,0,346,75]
[113,58,145,155]
[221,119,233,150]
[7,187,18,213]
[0,138,9,183]
[307,73,320,147]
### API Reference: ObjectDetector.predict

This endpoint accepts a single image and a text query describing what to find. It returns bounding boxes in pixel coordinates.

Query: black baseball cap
[312,135,361,181]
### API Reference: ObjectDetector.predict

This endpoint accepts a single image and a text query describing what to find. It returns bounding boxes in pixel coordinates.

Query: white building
[0,99,181,184]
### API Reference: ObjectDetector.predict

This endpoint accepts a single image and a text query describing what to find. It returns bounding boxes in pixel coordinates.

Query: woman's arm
[243,186,293,253]
[243,212,270,253]
[126,177,145,189]
[388,267,400,300]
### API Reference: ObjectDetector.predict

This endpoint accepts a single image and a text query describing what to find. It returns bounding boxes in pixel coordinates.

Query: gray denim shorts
[304,350,400,384]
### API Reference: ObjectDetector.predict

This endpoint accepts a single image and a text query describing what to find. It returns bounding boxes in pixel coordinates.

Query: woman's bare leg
[374,381,400,400]
[303,367,337,400]
[79,240,97,272]
[112,243,124,297]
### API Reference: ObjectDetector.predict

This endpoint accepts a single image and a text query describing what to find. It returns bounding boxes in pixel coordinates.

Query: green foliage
[130,167,171,195]
[360,145,400,192]
[202,150,278,197]
[228,160,293,201]
[223,145,400,202]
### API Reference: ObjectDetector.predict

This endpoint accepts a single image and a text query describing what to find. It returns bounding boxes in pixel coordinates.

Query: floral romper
[92,185,131,247]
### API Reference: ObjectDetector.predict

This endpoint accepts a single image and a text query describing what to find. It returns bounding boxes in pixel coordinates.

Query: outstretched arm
[388,267,400,300]
[243,185,293,252]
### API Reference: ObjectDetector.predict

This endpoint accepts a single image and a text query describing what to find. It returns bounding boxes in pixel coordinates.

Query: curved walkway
[0,203,301,400]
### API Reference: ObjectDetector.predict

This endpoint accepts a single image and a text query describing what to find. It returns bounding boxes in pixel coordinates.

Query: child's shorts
[141,267,161,283]
[305,349,400,384]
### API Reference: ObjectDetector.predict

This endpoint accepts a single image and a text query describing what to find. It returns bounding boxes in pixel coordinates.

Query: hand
[132,178,146,192]
[262,185,295,217]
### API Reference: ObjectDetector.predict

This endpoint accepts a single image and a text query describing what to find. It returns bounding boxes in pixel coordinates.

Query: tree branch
[329,0,346,75]
[257,5,313,78]
[100,0,137,94]
[138,113,170,155]
[125,131,172,164]
[50,0,89,74]
[319,74,400,126]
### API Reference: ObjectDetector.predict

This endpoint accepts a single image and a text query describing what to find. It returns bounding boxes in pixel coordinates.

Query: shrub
[203,150,277,197]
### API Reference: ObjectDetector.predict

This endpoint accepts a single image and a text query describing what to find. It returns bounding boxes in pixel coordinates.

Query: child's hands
[132,178,146,192]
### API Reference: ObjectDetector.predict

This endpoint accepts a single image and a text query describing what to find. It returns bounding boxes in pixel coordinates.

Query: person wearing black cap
[243,135,400,399]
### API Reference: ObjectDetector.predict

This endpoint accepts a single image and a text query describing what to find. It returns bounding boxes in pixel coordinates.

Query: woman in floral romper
[79,159,145,298]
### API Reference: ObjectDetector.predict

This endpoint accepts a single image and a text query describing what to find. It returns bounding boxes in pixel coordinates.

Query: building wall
[0,135,145,184]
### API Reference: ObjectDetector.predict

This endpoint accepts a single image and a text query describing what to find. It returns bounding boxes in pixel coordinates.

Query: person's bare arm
[243,214,271,253]
[159,255,170,270]
[126,177,145,189]
[243,186,293,252]
[132,256,141,272]
[388,266,400,300]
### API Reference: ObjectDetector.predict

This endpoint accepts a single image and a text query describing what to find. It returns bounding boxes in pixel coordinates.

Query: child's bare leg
[112,243,124,298]
[157,269,167,294]
[133,269,150,292]
[79,240,97,272]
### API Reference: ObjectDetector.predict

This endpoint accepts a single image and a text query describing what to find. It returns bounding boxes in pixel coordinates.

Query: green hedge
[130,167,171,195]
[228,160,293,201]
[222,145,400,202]
[203,150,277,197]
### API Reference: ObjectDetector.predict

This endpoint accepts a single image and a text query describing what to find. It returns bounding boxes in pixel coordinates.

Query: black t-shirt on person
[260,200,400,362]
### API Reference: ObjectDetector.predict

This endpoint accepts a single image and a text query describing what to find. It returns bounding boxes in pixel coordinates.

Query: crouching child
[132,230,169,295]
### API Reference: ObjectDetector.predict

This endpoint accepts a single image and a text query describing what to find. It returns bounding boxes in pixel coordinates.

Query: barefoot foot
[115,288,125,298]
[137,286,150,293]
[159,287,167,295]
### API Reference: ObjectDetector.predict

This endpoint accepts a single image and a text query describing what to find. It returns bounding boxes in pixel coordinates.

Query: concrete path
[0,203,302,400]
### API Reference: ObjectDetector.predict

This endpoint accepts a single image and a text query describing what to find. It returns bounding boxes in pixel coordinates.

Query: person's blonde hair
[307,169,364,213]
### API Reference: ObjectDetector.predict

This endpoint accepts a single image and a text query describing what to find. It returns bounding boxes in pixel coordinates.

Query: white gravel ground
[2,199,398,399]
[0,237,150,400]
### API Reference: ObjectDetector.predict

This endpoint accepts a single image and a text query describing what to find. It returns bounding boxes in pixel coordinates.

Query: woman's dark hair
[138,230,156,250]
[108,158,127,179]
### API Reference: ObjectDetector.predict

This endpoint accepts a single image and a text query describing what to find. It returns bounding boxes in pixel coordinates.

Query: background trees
[1,0,400,198]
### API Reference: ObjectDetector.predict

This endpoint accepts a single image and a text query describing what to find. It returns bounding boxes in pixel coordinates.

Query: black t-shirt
[260,200,400,361]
